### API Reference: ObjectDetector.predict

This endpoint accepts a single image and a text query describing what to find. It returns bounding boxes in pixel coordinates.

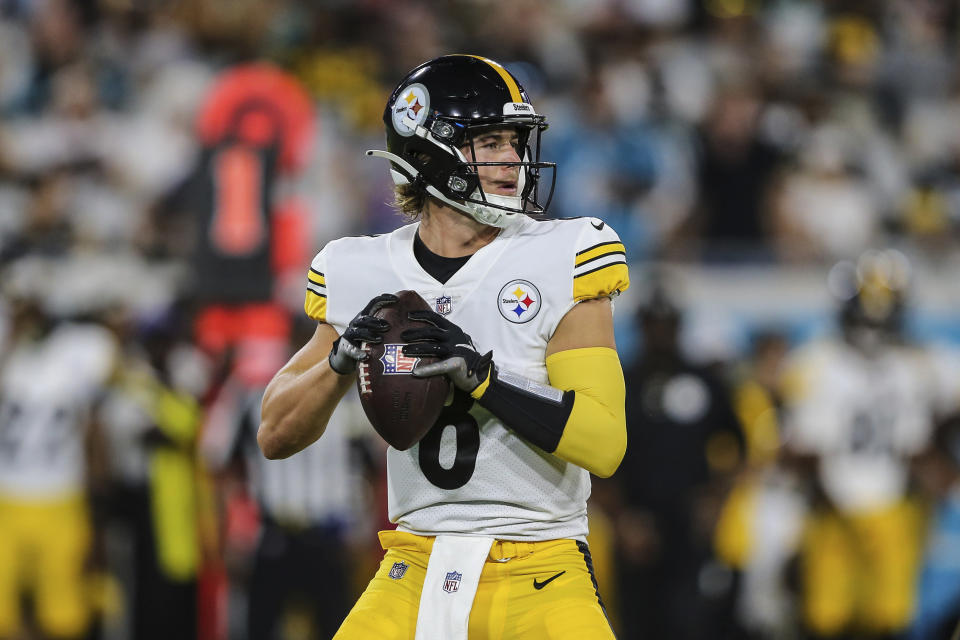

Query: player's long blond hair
[392,183,426,221]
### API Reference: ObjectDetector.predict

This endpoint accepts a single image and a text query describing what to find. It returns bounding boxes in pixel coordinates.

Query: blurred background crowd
[1,0,959,639]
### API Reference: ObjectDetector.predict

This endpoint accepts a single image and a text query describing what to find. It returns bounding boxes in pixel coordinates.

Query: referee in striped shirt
[203,368,377,640]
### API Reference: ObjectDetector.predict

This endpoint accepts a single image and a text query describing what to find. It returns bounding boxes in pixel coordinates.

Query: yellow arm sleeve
[546,347,627,477]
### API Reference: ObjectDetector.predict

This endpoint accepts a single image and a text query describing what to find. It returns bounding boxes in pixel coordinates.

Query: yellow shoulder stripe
[573,263,629,302]
[308,268,325,285]
[304,289,327,322]
[464,55,523,103]
[575,241,625,267]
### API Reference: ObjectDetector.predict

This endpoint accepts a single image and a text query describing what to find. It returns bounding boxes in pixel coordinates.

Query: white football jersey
[0,324,115,498]
[783,338,944,513]
[304,215,629,541]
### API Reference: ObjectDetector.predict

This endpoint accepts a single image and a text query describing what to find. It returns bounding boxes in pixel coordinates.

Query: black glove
[328,293,398,375]
[401,310,493,394]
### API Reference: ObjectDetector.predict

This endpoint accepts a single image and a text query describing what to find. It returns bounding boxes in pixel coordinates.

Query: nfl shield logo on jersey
[381,344,418,374]
[442,571,462,593]
[435,295,453,315]
[389,561,409,580]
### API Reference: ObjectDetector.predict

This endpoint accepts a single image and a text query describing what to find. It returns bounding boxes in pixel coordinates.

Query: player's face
[845,324,889,357]
[461,128,521,197]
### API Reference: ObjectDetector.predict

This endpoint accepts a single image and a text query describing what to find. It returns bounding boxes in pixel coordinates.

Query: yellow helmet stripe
[464,55,523,103]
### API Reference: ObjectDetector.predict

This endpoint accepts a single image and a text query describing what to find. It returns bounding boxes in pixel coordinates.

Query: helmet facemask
[440,118,555,227]
[369,91,556,228]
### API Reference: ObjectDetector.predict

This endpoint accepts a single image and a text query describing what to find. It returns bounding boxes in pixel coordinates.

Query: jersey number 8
[418,390,479,490]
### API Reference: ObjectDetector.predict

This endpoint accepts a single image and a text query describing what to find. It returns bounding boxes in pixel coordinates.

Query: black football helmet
[367,54,556,228]
[837,250,909,350]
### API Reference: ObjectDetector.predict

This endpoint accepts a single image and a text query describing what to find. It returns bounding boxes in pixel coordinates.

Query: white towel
[414,535,494,640]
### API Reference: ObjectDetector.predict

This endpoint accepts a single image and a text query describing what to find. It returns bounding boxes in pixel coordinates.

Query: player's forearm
[551,388,626,478]
[258,358,353,459]
[547,348,626,476]
[473,347,627,477]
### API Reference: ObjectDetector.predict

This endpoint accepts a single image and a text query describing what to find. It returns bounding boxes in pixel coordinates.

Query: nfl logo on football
[435,295,453,315]
[381,344,418,374]
[443,571,462,593]
[389,561,408,580]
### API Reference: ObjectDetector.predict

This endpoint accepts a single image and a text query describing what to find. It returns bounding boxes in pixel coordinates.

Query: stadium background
[0,0,959,639]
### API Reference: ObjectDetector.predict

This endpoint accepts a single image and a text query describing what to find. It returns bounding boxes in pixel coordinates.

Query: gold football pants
[801,499,923,635]
[334,530,616,639]
[0,493,92,639]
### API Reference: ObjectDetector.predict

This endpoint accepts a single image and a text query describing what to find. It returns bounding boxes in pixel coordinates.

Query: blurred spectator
[688,80,781,261]
[0,170,73,263]
[771,124,879,262]
[0,260,116,640]
[548,60,660,258]
[897,165,959,255]
[612,280,746,639]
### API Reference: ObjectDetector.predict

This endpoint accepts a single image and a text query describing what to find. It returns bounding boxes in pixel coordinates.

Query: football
[356,290,450,450]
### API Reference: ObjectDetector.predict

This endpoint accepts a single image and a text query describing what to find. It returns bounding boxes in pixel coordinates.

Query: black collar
[413,231,473,284]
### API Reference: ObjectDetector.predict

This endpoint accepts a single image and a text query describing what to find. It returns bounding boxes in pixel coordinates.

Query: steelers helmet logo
[498,279,541,324]
[391,83,430,137]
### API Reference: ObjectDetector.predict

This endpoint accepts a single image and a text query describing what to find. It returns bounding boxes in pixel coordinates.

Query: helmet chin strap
[471,192,521,227]
[367,149,523,229]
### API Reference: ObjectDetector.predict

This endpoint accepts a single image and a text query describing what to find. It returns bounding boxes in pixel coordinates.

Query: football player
[0,271,116,640]
[781,251,953,638]
[259,55,629,639]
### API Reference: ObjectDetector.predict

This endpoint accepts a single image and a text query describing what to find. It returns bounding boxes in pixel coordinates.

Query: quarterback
[259,55,629,639]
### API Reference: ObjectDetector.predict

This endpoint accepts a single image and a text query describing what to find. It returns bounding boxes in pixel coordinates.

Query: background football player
[780,251,956,639]
[259,54,629,640]
[0,260,116,640]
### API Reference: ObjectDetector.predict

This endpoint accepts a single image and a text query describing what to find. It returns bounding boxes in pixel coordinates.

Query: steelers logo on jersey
[498,279,541,323]
[392,83,430,137]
